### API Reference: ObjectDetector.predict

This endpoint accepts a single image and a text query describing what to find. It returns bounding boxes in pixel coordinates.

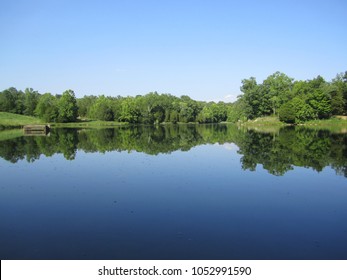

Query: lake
[0,124,346,260]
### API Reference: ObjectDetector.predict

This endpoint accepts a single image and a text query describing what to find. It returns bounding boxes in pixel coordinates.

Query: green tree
[278,102,296,124]
[178,101,194,122]
[330,72,347,115]
[306,76,331,119]
[262,71,294,115]
[239,77,261,119]
[23,88,40,116]
[135,93,164,124]
[343,71,347,114]
[119,97,139,123]
[179,95,202,122]
[197,106,213,123]
[77,95,97,118]
[35,93,58,122]
[291,97,316,123]
[0,87,24,114]
[109,97,122,121]
[57,90,78,122]
[169,110,179,123]
[227,98,249,122]
[90,95,114,121]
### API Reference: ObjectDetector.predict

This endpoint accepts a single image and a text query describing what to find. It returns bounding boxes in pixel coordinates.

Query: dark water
[0,125,346,260]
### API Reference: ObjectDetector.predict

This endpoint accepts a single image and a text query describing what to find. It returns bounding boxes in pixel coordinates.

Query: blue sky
[1,0,346,102]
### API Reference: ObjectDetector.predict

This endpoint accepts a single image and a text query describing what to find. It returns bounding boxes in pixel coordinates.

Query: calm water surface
[0,125,346,259]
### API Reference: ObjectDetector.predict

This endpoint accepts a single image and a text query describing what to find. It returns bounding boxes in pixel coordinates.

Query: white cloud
[206,93,240,103]
[223,94,238,103]
[223,143,238,151]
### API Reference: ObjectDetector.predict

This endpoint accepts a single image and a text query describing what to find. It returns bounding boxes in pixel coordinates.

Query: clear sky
[1,0,346,102]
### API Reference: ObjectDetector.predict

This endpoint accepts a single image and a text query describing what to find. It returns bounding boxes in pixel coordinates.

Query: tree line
[0,88,230,124]
[0,71,346,124]
[232,71,347,123]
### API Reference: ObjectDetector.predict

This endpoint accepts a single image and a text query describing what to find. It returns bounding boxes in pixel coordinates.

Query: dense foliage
[235,71,347,123]
[0,71,346,124]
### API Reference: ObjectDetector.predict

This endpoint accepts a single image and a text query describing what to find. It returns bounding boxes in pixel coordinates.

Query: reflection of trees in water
[0,128,79,162]
[0,125,346,177]
[236,128,341,176]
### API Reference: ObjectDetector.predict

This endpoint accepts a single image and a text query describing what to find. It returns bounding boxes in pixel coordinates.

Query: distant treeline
[0,71,346,124]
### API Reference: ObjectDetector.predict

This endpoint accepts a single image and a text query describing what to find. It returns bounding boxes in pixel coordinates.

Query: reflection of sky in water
[0,143,347,260]
[221,142,238,151]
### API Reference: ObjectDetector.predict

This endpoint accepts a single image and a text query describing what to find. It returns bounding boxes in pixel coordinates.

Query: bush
[90,96,114,121]
[279,102,296,124]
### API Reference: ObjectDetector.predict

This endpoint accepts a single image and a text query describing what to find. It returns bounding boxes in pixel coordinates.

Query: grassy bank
[0,129,23,141]
[237,116,285,133]
[0,112,128,129]
[237,115,347,133]
[300,117,347,133]
[0,112,44,129]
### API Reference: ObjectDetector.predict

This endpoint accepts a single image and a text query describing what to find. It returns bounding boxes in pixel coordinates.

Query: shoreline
[1,112,346,132]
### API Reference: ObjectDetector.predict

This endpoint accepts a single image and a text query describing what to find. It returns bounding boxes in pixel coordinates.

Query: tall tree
[239,77,261,119]
[35,93,58,122]
[57,90,78,122]
[262,71,294,115]
[331,72,347,115]
[23,88,40,116]
[306,76,331,119]
[119,97,140,123]
[0,87,24,114]
[89,95,114,121]
[77,95,97,118]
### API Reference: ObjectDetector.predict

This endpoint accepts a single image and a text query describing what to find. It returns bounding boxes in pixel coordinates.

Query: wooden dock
[23,125,50,136]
